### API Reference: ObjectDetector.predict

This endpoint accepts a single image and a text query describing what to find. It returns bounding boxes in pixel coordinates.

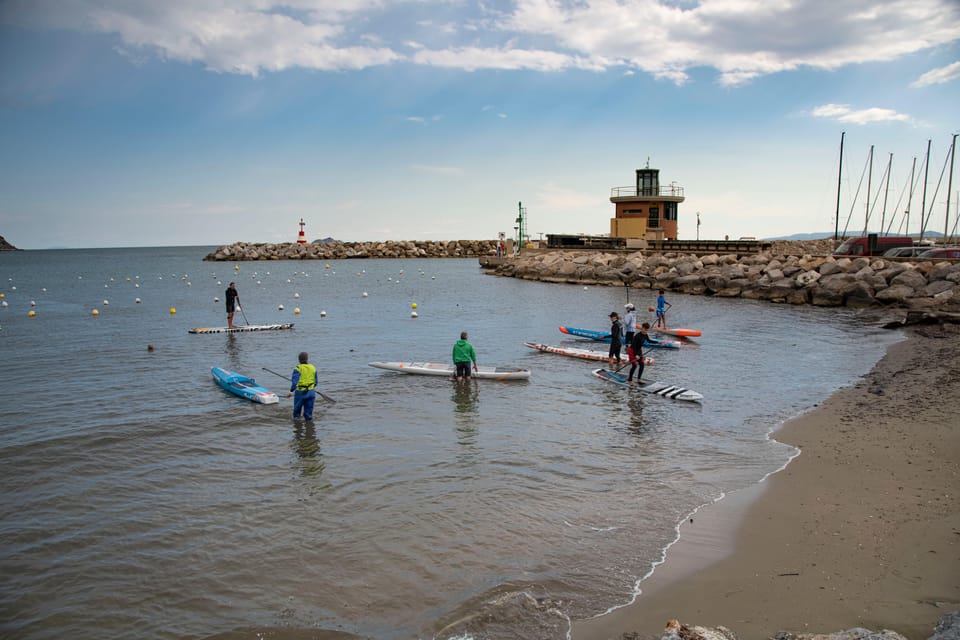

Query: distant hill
[765,231,945,241]
[0,235,19,251]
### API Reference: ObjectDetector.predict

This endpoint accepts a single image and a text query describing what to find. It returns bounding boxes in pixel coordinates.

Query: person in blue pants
[286,351,317,421]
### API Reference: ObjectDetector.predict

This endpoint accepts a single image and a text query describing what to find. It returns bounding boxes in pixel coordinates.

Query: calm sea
[0,246,900,640]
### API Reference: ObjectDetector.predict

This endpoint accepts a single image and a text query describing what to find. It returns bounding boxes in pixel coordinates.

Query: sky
[0,0,958,250]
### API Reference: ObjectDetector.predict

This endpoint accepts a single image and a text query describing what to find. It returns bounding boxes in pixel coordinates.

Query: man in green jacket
[452,331,478,382]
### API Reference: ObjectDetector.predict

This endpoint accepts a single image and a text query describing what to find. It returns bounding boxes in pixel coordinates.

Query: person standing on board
[225,282,240,329]
[606,312,623,366]
[452,331,478,383]
[654,289,672,329]
[286,351,318,421]
[622,303,637,351]
[627,323,655,385]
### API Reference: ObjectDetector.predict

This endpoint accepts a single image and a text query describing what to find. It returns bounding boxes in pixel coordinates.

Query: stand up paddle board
[524,342,653,365]
[558,326,681,349]
[189,323,294,334]
[651,327,701,338]
[591,368,703,402]
[212,367,279,404]
[368,362,530,381]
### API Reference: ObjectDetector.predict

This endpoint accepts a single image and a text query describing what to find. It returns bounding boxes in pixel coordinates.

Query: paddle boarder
[286,351,318,421]
[452,331,478,383]
[622,303,637,351]
[627,322,655,384]
[225,282,240,329]
[606,312,623,365]
[654,289,672,328]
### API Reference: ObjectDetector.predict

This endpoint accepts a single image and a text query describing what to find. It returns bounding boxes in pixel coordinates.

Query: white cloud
[911,61,960,87]
[810,103,913,125]
[2,0,959,83]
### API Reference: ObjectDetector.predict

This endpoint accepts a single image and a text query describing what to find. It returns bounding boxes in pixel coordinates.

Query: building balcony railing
[610,184,684,199]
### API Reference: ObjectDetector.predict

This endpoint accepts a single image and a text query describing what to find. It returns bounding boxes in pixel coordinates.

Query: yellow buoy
[91,309,99,316]
[169,308,176,315]
[294,308,301,315]
[0,293,4,299]
[234,264,239,271]
[28,310,36,317]
[411,302,417,309]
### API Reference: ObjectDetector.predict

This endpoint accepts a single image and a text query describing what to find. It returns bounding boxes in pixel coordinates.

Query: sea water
[0,246,900,640]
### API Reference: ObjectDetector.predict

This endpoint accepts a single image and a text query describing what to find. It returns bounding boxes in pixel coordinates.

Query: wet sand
[574,323,960,640]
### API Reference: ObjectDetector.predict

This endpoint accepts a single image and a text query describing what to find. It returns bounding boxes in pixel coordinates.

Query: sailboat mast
[863,145,873,236]
[945,134,957,243]
[834,131,844,243]
[920,139,931,242]
[906,157,916,236]
[881,152,892,235]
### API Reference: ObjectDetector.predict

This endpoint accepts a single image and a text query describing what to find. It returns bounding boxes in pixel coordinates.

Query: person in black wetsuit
[607,312,623,365]
[627,322,655,384]
[225,282,240,328]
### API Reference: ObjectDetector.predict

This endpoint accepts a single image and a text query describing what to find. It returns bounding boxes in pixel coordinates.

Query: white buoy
[134,283,140,288]
[103,300,109,305]
[135,297,141,304]
[293,292,300,299]
[320,310,327,317]
[411,311,418,318]
[214,297,220,302]
[362,292,368,297]
[278,304,284,311]
[1,301,7,307]
[30,300,36,307]
[41,288,46,292]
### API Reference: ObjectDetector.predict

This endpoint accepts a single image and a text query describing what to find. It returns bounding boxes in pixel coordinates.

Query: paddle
[237,302,251,326]
[261,367,337,403]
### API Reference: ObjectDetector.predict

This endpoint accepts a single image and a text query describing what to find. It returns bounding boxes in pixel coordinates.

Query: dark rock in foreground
[0,235,19,251]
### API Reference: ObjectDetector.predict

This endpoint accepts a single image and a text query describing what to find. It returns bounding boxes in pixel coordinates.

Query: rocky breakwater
[489,246,960,310]
[205,239,498,261]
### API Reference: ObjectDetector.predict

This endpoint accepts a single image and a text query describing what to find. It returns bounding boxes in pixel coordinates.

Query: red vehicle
[833,234,913,257]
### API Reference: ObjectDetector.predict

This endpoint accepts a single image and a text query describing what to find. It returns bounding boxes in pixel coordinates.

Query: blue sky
[1,0,958,249]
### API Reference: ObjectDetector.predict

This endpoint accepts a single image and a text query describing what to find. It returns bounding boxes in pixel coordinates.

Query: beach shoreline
[573,321,960,640]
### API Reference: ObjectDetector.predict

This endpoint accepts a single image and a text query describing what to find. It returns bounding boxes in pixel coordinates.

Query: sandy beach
[574,321,960,640]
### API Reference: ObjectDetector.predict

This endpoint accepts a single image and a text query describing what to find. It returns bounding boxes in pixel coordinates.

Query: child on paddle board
[654,290,671,328]
[452,331,478,382]
[606,312,623,365]
[627,323,654,384]
[622,303,637,351]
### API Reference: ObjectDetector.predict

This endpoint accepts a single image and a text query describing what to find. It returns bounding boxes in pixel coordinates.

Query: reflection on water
[223,333,242,370]
[453,383,479,449]
[292,421,324,478]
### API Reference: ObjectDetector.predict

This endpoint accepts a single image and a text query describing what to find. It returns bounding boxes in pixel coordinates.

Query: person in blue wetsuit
[654,289,671,328]
[627,323,655,384]
[452,331,478,383]
[286,351,317,420]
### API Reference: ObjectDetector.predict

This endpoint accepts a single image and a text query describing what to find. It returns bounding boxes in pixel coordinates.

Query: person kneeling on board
[287,351,318,421]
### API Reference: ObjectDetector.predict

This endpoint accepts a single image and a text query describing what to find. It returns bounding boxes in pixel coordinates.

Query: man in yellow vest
[286,351,318,420]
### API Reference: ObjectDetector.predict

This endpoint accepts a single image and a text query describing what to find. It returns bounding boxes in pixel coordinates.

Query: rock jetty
[204,239,498,261]
[0,235,19,251]
[487,244,960,310]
